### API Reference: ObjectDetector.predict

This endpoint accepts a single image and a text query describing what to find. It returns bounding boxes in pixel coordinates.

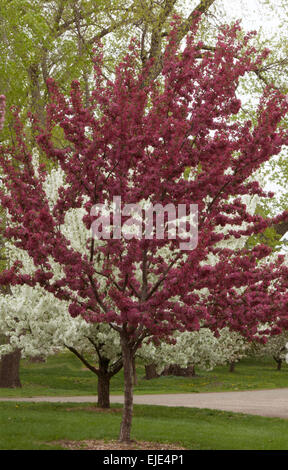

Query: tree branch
[65,344,99,375]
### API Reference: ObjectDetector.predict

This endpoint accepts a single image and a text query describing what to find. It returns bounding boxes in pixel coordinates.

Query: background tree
[254,325,288,371]
[0,283,123,407]
[139,327,250,378]
[218,328,251,373]
[0,0,217,141]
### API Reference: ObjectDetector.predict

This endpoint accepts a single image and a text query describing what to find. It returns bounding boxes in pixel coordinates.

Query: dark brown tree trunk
[229,362,235,373]
[132,357,138,386]
[29,355,46,363]
[161,364,195,377]
[144,363,159,379]
[119,333,134,442]
[66,345,123,410]
[0,348,22,388]
[97,357,111,408]
[97,372,111,408]
[273,356,282,371]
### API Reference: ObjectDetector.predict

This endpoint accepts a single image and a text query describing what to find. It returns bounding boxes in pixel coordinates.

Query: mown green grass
[0,401,288,450]
[0,352,287,398]
[1,354,288,451]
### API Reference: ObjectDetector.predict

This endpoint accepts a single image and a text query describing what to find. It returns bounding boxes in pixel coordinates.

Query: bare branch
[65,344,99,375]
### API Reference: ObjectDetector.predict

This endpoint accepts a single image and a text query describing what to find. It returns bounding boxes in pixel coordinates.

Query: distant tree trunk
[29,355,46,363]
[0,348,22,388]
[144,363,159,379]
[273,356,282,371]
[0,288,22,388]
[162,364,196,377]
[229,362,235,373]
[66,345,123,410]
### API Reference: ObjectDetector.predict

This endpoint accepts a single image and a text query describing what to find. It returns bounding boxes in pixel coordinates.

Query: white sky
[220,0,280,30]
[208,0,282,34]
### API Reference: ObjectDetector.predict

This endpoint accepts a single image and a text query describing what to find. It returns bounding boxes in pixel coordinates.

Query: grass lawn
[0,401,288,450]
[0,352,287,398]
[1,353,288,451]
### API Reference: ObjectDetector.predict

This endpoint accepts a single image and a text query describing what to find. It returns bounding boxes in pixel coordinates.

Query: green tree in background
[0,0,218,141]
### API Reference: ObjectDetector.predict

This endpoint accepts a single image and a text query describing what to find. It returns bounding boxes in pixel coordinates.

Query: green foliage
[0,0,135,140]
[246,203,285,251]
[0,0,221,142]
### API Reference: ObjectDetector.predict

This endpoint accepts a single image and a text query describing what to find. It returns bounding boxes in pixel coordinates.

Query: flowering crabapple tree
[2,18,288,441]
[217,327,251,372]
[253,325,288,371]
[139,326,251,377]
[138,328,227,376]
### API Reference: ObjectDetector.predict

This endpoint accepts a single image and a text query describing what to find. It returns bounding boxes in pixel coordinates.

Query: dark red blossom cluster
[0,22,288,345]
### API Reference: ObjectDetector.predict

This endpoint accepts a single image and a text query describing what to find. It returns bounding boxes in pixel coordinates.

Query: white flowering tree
[138,326,251,378]
[140,329,224,378]
[254,329,288,370]
[0,282,125,407]
[0,289,124,407]
[217,327,252,372]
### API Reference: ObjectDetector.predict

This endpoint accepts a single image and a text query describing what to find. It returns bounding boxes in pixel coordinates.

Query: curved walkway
[1,388,288,419]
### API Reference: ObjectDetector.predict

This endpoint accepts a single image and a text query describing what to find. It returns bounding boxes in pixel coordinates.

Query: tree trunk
[66,345,123,410]
[28,63,45,128]
[0,348,22,388]
[273,356,282,371]
[132,357,138,386]
[29,355,46,363]
[144,363,159,379]
[162,364,195,377]
[96,357,112,408]
[119,333,134,442]
[97,372,111,408]
[229,362,235,373]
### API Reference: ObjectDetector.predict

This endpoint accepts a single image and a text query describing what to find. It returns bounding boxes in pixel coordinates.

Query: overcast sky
[220,0,280,30]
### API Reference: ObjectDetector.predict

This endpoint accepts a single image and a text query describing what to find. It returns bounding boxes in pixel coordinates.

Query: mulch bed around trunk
[52,439,186,450]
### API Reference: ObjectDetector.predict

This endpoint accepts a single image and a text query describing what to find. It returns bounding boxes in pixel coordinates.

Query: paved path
[1,389,288,419]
